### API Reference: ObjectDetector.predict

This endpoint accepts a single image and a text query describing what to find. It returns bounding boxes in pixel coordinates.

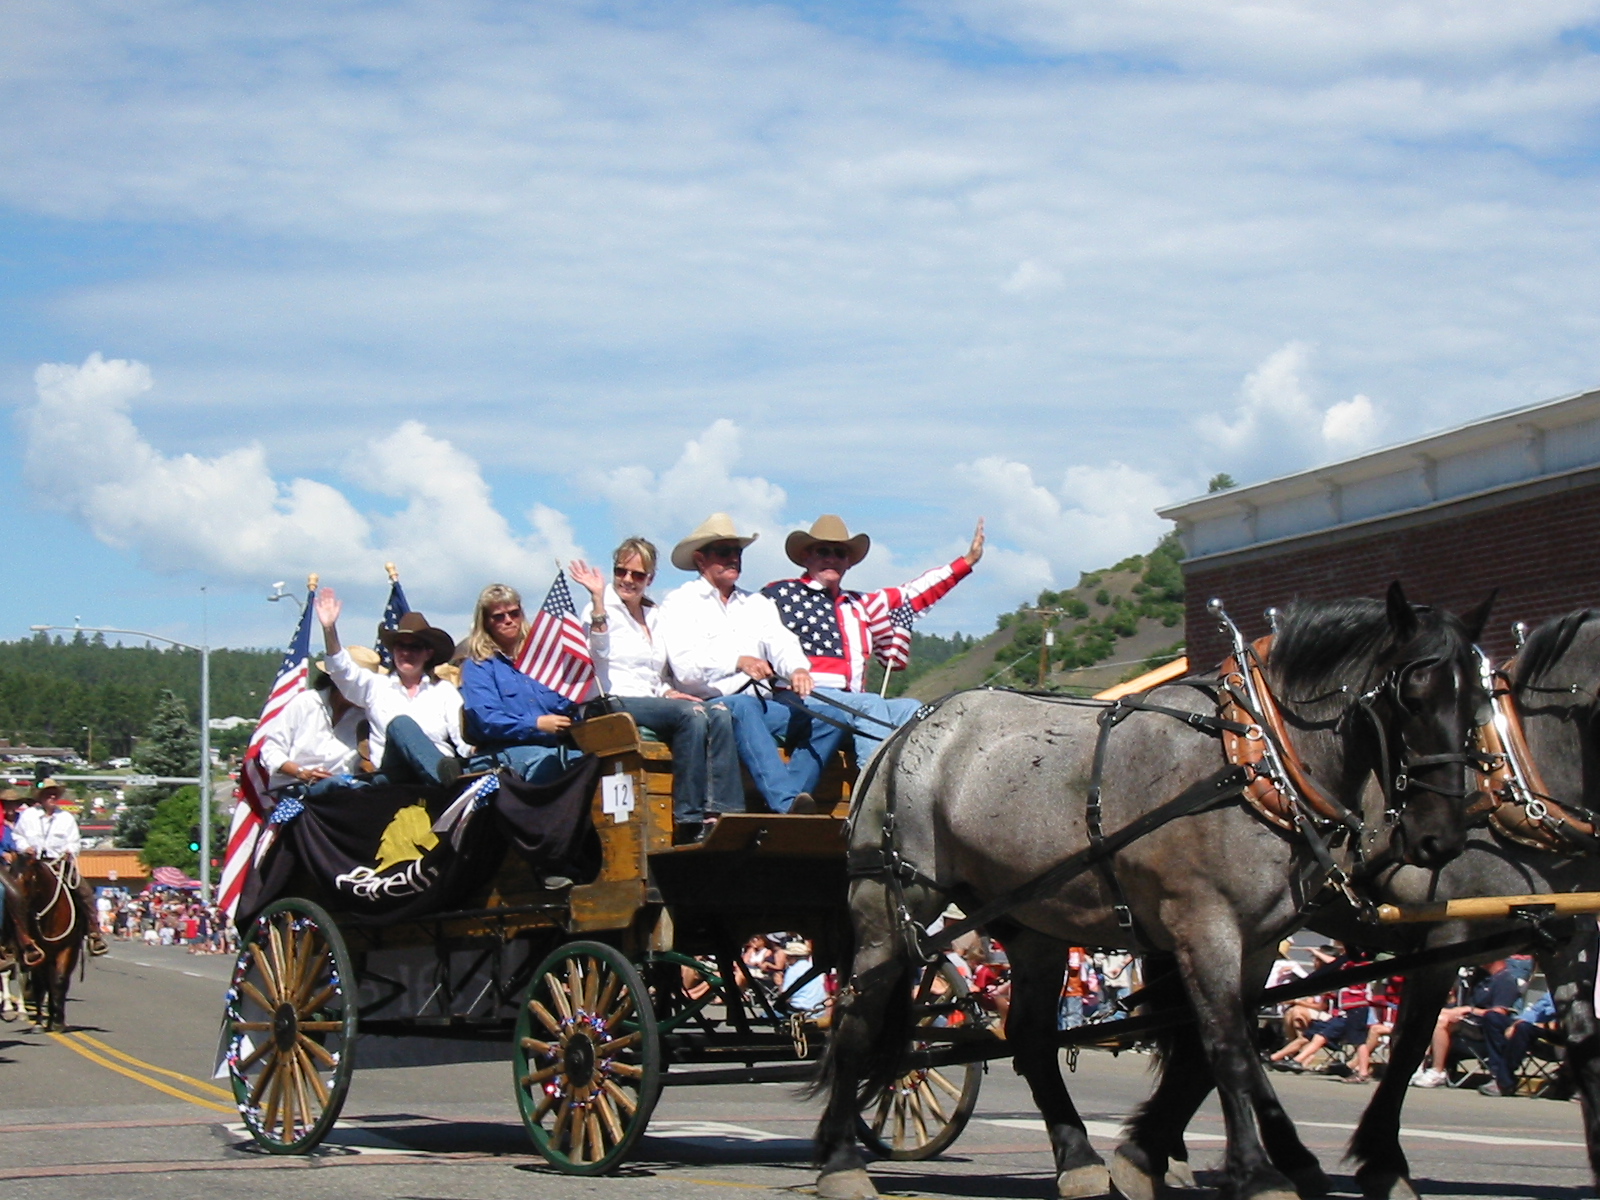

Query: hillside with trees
[0,632,280,758]
[897,532,1187,700]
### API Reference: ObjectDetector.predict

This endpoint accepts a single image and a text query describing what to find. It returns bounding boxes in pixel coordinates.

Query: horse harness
[1474,654,1600,855]
[844,602,1480,984]
[24,854,81,945]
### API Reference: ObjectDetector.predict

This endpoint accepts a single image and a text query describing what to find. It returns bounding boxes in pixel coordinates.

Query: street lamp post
[31,621,213,903]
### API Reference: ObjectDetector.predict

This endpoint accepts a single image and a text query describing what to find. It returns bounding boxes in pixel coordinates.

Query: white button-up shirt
[656,576,810,697]
[326,649,471,765]
[259,687,366,791]
[580,586,669,698]
[14,806,80,858]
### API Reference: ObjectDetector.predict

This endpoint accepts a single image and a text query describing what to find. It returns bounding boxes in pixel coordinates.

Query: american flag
[218,585,316,919]
[514,571,597,702]
[375,574,411,671]
[878,603,916,672]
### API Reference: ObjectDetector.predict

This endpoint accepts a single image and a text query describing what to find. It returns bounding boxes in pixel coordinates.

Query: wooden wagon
[218,712,995,1172]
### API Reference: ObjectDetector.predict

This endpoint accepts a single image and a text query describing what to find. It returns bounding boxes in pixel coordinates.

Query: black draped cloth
[237,757,600,926]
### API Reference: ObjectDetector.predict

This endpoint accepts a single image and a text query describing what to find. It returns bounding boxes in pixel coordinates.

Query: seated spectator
[1412,958,1522,1090]
[1347,977,1402,1084]
[317,588,471,787]
[782,938,830,1020]
[459,584,577,784]
[657,514,842,815]
[1490,990,1559,1090]
[259,657,369,796]
[570,541,744,842]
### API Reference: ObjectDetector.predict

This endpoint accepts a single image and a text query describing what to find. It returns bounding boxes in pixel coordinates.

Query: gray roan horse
[1323,608,1600,1200]
[810,583,1489,1200]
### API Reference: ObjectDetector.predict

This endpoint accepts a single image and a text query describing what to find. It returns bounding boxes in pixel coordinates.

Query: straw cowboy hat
[377,612,456,669]
[34,777,66,796]
[785,514,870,569]
[671,513,760,572]
[313,644,383,686]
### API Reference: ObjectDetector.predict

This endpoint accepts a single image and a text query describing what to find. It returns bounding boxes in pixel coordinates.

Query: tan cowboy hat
[377,612,455,669]
[317,645,382,673]
[0,788,20,804]
[786,514,870,569]
[671,513,760,572]
[34,777,65,795]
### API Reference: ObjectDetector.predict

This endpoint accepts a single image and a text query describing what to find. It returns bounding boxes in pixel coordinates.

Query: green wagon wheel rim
[856,959,984,1161]
[223,898,357,1154]
[514,940,661,1175]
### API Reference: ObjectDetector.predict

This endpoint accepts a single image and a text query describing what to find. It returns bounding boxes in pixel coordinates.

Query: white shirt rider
[14,804,81,859]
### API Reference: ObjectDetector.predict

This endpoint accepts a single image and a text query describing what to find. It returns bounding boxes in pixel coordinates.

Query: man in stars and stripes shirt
[762,514,984,763]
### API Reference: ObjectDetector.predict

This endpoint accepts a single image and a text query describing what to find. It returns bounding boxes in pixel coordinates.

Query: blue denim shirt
[460,652,575,751]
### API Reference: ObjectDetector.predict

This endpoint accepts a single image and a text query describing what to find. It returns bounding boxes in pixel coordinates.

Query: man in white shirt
[13,780,107,955]
[657,513,844,814]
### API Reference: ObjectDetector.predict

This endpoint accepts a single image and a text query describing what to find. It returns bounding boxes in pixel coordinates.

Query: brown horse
[15,855,86,1032]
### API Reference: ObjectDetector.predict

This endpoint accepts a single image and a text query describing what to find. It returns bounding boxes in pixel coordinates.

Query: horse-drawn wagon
[219,710,994,1170]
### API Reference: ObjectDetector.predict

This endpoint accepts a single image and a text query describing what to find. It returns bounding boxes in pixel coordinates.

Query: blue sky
[7,0,1600,661]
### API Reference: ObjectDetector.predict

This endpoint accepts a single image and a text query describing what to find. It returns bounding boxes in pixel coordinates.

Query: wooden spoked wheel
[856,959,984,1161]
[514,940,661,1175]
[224,898,357,1154]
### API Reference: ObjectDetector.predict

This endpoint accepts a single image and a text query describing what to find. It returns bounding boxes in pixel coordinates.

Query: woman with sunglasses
[569,537,744,843]
[459,584,579,784]
[316,588,471,787]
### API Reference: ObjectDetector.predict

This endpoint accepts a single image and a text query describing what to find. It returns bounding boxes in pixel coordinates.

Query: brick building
[1158,387,1600,668]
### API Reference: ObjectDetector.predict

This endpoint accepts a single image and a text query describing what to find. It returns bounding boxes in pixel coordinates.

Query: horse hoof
[1289,1165,1330,1197]
[1165,1159,1197,1189]
[1108,1147,1158,1200]
[817,1169,878,1200]
[1058,1164,1112,1198]
[1358,1173,1419,1200]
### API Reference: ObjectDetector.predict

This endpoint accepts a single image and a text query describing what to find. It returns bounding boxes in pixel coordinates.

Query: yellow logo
[373,803,439,873]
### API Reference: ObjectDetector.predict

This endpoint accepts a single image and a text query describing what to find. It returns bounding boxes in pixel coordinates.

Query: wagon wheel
[223,898,357,1154]
[856,959,984,1160]
[514,940,662,1175]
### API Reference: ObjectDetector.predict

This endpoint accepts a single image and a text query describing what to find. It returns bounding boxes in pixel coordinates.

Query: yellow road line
[48,1033,235,1114]
[67,1032,234,1100]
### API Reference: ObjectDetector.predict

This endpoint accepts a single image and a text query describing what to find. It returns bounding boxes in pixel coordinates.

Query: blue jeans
[613,696,743,823]
[466,743,568,784]
[811,689,921,766]
[1059,995,1084,1030]
[712,692,845,813]
[377,714,457,786]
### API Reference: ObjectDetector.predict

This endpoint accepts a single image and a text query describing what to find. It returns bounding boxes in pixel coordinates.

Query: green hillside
[0,633,280,758]
[900,533,1187,700]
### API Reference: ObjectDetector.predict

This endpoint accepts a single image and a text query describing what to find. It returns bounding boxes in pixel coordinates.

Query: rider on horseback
[12,780,108,957]
[0,788,46,969]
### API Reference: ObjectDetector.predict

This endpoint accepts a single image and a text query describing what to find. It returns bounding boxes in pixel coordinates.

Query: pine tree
[116,690,198,847]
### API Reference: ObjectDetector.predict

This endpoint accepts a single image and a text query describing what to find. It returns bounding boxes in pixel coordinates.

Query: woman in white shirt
[315,588,471,787]
[571,538,743,842]
[258,665,365,795]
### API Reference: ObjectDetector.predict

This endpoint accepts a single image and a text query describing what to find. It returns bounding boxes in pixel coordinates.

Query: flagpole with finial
[307,572,319,595]
[385,562,399,584]
[880,658,893,698]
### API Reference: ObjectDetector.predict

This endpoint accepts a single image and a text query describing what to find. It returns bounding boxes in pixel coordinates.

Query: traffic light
[188,824,201,854]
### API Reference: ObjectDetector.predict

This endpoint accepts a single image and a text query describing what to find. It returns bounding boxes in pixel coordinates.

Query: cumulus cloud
[957,455,1176,588]
[1199,342,1388,468]
[20,354,579,604]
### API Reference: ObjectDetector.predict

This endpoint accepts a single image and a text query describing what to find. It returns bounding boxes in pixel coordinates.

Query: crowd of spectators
[99,888,236,956]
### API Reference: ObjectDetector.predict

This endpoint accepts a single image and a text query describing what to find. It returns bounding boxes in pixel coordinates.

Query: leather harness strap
[1477,670,1600,854]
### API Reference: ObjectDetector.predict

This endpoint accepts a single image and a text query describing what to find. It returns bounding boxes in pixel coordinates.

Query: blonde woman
[570,537,743,843]
[459,584,576,784]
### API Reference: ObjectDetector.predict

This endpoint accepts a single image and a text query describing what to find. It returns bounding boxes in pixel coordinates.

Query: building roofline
[1157,385,1600,522]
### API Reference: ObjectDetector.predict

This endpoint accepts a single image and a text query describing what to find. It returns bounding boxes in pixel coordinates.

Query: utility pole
[1021,606,1070,689]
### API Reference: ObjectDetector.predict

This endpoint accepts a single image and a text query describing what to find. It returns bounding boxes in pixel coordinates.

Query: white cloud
[1199,342,1389,467]
[20,354,580,604]
[1002,260,1064,293]
[957,455,1175,587]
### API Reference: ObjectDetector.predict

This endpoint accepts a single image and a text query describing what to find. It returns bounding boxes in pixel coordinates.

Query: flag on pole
[218,582,317,919]
[878,603,916,672]
[514,571,597,702]
[375,566,411,672]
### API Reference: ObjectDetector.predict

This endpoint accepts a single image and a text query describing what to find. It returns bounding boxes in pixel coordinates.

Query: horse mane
[1268,596,1464,691]
[1513,609,1596,690]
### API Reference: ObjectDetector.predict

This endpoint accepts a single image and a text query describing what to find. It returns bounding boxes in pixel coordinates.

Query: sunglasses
[391,639,428,653]
[811,544,853,560]
[702,543,744,559]
[613,567,650,583]
[487,607,524,623]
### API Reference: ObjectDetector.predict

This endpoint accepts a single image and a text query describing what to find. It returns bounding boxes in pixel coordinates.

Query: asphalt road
[1,942,1594,1199]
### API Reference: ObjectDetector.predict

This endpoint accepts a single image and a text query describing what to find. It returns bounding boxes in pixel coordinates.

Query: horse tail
[804,955,913,1106]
